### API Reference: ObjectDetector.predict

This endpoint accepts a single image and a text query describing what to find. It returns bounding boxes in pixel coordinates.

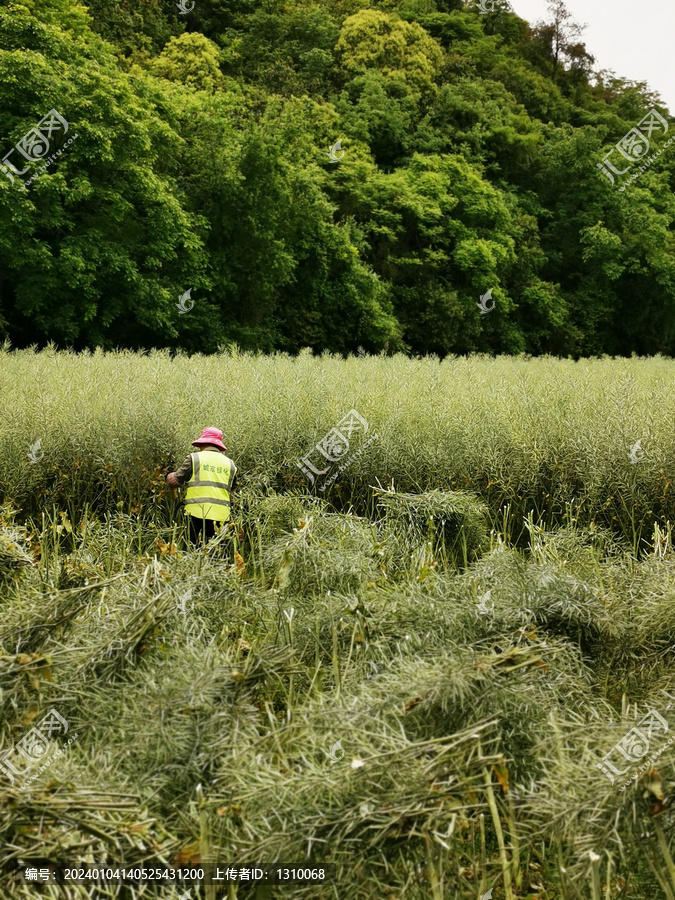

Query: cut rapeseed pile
[376,487,490,569]
[0,508,34,583]
[262,512,380,597]
[1,496,674,899]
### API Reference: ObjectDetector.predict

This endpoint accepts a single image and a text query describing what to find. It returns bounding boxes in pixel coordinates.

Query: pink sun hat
[192,427,227,452]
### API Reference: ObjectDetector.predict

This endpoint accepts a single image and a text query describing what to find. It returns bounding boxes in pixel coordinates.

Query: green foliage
[226,2,339,96]
[335,8,444,98]
[82,0,183,59]
[150,32,225,92]
[0,0,674,356]
[0,0,211,350]
[4,349,675,555]
[377,486,489,567]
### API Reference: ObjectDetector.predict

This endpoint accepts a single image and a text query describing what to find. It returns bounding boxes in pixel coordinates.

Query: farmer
[166,427,237,546]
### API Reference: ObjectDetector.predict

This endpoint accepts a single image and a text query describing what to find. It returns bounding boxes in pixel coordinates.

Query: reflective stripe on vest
[184,450,237,521]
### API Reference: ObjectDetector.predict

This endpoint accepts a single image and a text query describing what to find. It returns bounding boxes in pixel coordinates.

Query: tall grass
[2,345,675,547]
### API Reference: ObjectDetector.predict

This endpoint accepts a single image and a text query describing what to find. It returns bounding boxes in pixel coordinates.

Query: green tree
[527,0,593,84]
[322,151,528,354]
[335,72,418,168]
[227,2,339,97]
[150,87,401,352]
[0,0,212,351]
[82,0,182,59]
[335,9,444,100]
[150,32,225,92]
[1,0,674,359]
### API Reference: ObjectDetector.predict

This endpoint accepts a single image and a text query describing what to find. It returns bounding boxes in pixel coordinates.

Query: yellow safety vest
[184,451,237,521]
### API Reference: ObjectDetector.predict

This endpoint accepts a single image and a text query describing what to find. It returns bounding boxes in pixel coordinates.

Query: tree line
[0,0,673,357]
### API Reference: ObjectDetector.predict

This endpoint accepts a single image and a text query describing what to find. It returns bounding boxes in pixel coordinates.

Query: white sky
[509,0,675,115]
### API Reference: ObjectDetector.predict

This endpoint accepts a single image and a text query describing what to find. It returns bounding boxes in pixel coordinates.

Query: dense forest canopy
[0,0,673,357]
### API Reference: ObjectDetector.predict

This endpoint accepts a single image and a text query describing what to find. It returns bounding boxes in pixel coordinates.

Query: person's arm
[166,455,193,487]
